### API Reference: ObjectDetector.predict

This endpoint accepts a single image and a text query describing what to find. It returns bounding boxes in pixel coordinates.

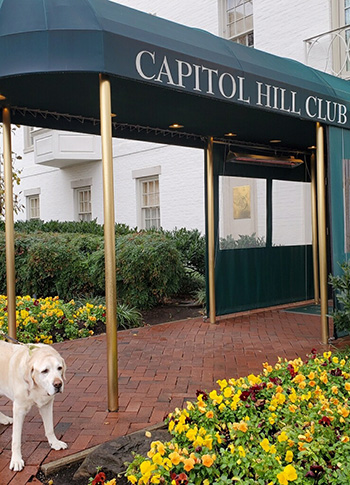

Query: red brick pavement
[0,304,344,484]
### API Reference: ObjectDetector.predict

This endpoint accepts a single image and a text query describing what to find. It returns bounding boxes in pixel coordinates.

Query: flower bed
[125,349,350,484]
[0,295,106,343]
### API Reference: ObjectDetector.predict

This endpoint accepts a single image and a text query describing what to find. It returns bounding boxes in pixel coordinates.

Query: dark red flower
[91,472,106,485]
[196,390,208,401]
[305,464,324,478]
[287,364,297,378]
[331,368,342,376]
[240,390,251,401]
[318,416,331,426]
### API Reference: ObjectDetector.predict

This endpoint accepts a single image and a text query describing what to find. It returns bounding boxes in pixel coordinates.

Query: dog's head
[26,344,66,396]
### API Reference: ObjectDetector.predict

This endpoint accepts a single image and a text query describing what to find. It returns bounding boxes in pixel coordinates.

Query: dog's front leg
[10,402,28,471]
[39,399,67,450]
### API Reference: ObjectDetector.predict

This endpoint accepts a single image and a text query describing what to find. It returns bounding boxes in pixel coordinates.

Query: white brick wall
[253,0,331,63]
[11,0,334,237]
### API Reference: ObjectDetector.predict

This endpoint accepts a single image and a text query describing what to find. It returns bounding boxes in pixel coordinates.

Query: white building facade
[9,0,348,236]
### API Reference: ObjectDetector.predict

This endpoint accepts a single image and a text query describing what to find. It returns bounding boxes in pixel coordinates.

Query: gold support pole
[310,152,320,304]
[3,108,16,340]
[206,137,216,324]
[99,74,118,411]
[316,122,329,345]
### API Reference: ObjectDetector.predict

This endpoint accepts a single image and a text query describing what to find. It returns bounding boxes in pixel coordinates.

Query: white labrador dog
[0,340,67,471]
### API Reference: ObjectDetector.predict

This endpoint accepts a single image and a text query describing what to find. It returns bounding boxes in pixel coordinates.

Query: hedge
[0,231,185,309]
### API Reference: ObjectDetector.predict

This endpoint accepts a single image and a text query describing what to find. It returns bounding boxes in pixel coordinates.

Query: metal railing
[304,25,350,78]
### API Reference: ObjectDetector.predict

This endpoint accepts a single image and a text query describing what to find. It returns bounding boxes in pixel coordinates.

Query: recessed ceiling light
[308,145,316,149]
[111,113,117,118]
[169,123,184,129]
[270,139,281,143]
[224,132,237,137]
[0,95,6,101]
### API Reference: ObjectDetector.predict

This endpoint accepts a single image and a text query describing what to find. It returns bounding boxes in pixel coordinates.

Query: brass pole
[3,108,16,340]
[206,137,216,324]
[99,74,118,411]
[316,122,329,344]
[310,152,320,304]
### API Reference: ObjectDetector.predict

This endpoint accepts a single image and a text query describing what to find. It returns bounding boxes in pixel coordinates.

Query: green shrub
[0,232,102,300]
[0,219,136,236]
[220,233,266,249]
[89,232,184,309]
[329,261,350,332]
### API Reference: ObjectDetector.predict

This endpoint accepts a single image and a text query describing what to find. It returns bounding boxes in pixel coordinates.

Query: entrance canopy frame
[0,0,346,407]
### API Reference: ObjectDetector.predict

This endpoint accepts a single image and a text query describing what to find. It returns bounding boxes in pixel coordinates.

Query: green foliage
[0,219,136,236]
[165,227,205,275]
[329,261,350,331]
[0,232,102,300]
[0,222,206,308]
[220,233,266,250]
[89,232,184,309]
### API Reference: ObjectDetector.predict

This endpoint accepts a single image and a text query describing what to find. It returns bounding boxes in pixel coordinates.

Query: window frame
[218,0,254,47]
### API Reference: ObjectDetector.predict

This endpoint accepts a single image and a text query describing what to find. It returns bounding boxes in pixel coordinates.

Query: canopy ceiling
[1,0,350,150]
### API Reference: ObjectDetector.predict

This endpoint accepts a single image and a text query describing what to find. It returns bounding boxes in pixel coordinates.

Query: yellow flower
[127,475,137,484]
[278,431,288,442]
[202,454,215,467]
[183,457,195,472]
[285,450,293,463]
[237,421,248,433]
[260,438,270,452]
[238,446,246,457]
[106,480,117,485]
[169,451,181,465]
[277,465,298,484]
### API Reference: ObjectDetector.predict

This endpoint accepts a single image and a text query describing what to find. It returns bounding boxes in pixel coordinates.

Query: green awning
[0,0,350,148]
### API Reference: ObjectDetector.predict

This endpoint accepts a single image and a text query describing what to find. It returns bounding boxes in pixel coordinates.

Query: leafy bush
[89,231,184,309]
[329,261,350,332]
[220,233,266,250]
[126,349,350,484]
[0,233,103,300]
[0,219,136,236]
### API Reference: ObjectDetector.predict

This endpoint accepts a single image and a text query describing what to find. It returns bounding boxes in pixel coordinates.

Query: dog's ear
[61,359,67,381]
[24,365,35,391]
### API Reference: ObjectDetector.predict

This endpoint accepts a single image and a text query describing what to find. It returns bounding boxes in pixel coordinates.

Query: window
[76,187,92,221]
[132,166,161,230]
[330,0,350,77]
[140,177,160,229]
[27,195,40,220]
[272,181,312,246]
[219,0,254,47]
[219,176,266,249]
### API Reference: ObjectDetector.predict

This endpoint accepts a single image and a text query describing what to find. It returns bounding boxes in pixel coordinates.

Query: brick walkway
[0,304,345,484]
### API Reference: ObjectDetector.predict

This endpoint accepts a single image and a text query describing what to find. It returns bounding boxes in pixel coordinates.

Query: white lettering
[317,98,327,121]
[290,91,301,115]
[193,64,202,92]
[326,100,336,123]
[238,76,250,104]
[338,103,347,124]
[305,96,317,118]
[280,88,290,112]
[155,56,176,85]
[256,82,271,108]
[218,72,237,99]
[176,60,193,88]
[135,50,156,80]
[202,66,218,95]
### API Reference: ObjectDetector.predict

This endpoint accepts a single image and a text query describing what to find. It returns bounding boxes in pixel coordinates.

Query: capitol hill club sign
[135,49,348,127]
